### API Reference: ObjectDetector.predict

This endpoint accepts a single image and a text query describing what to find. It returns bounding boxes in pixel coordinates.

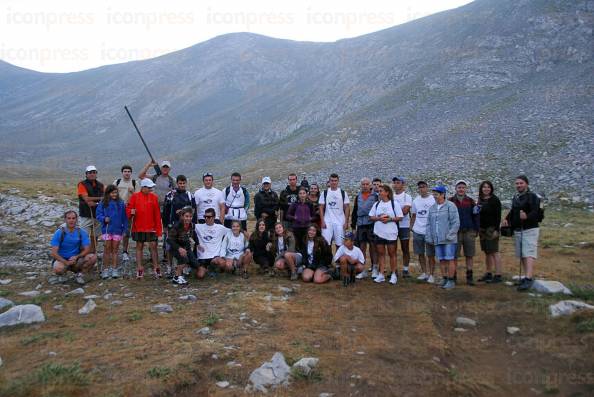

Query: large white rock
[0,297,14,310]
[531,280,572,295]
[79,299,96,315]
[0,304,46,327]
[65,288,85,296]
[246,352,291,393]
[0,279,12,285]
[292,357,319,376]
[549,300,594,318]
[151,304,173,313]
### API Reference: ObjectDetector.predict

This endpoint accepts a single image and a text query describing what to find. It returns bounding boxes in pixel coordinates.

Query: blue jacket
[425,200,460,245]
[96,199,128,235]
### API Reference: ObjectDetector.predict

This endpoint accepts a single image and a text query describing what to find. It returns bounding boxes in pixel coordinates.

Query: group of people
[50,160,543,291]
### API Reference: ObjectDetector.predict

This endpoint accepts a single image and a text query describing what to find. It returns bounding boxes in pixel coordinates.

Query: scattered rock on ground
[0,279,12,285]
[196,327,211,335]
[0,297,14,310]
[111,300,123,306]
[18,290,40,297]
[456,317,477,327]
[454,328,467,332]
[79,299,96,315]
[65,288,85,296]
[531,280,572,295]
[53,305,63,311]
[179,294,197,302]
[292,357,319,376]
[246,352,291,393]
[0,304,46,327]
[151,304,173,313]
[103,293,113,300]
[507,326,520,335]
[216,381,230,388]
[83,295,100,300]
[47,276,68,285]
[549,300,594,318]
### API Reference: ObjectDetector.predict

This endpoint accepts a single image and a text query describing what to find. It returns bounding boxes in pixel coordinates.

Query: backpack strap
[116,178,121,186]
[132,179,136,190]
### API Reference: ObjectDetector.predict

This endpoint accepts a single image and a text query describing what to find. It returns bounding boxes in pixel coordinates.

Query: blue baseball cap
[344,231,355,241]
[432,185,447,194]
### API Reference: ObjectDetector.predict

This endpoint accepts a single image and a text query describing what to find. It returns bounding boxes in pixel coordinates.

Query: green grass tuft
[147,366,171,379]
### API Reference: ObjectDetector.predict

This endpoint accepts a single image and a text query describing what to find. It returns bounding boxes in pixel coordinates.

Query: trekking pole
[127,215,135,279]
[124,106,161,176]
[88,203,100,274]
[518,225,523,284]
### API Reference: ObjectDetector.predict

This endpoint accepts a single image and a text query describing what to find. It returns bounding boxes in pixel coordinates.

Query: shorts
[321,223,345,246]
[171,247,198,267]
[435,243,457,261]
[375,237,397,245]
[274,252,303,266]
[480,238,499,254]
[413,232,435,256]
[355,224,375,244]
[78,216,101,240]
[456,230,477,258]
[316,265,331,274]
[224,219,247,230]
[514,228,539,259]
[397,227,410,241]
[51,257,85,271]
[197,258,215,268]
[132,232,158,242]
[101,234,123,241]
[254,254,272,267]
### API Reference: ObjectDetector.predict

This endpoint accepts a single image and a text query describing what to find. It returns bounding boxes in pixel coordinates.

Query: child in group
[96,184,128,279]
[332,232,366,287]
[216,220,252,278]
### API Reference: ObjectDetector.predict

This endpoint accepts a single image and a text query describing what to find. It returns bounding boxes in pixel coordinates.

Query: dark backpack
[322,188,346,205]
[116,178,136,190]
[535,193,545,222]
[372,200,400,227]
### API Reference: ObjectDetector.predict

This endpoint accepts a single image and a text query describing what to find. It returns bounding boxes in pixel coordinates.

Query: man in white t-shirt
[194,172,226,225]
[319,173,350,247]
[194,208,229,279]
[113,164,139,262]
[411,181,437,283]
[392,176,413,278]
[223,172,250,230]
[332,232,365,286]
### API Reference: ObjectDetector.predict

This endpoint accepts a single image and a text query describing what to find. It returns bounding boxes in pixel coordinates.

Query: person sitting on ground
[77,165,104,253]
[195,208,229,279]
[426,185,460,290]
[96,184,128,279]
[269,222,302,281]
[477,180,503,284]
[114,164,139,263]
[286,186,315,252]
[50,210,97,285]
[126,178,163,279]
[369,184,404,285]
[249,219,274,275]
[301,224,333,284]
[254,176,279,231]
[332,232,366,287]
[217,220,252,278]
[166,207,198,285]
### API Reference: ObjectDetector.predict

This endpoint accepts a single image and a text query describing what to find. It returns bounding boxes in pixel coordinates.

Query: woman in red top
[126,178,163,279]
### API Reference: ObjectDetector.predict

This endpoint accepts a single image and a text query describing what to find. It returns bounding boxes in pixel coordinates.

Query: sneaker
[111,268,120,279]
[122,252,130,262]
[402,268,410,278]
[182,267,191,276]
[154,268,162,279]
[165,265,173,279]
[389,272,398,285]
[442,279,455,290]
[417,273,428,281]
[427,275,435,284]
[297,265,304,275]
[75,272,86,285]
[487,274,503,284]
[356,270,368,280]
[101,268,110,280]
[466,270,475,286]
[478,272,493,282]
[517,278,534,291]
[374,274,386,283]
[439,277,448,287]
[290,271,298,281]
[371,265,379,279]
[136,269,144,279]
[173,275,188,285]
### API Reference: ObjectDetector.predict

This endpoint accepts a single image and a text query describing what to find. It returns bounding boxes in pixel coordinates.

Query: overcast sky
[0,0,472,73]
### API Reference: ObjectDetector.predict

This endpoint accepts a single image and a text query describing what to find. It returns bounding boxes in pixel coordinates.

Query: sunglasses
[203,172,213,178]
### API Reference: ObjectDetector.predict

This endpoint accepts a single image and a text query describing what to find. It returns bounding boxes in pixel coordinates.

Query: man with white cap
[254,176,279,231]
[77,165,105,253]
[126,178,163,279]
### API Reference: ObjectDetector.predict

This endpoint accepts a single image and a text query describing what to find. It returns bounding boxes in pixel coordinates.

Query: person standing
[308,183,321,228]
[449,180,480,285]
[223,172,249,230]
[503,175,543,291]
[426,186,460,290]
[391,177,413,278]
[411,181,437,283]
[96,185,128,279]
[350,177,379,279]
[254,176,279,231]
[286,187,315,251]
[193,172,226,224]
[477,181,503,283]
[77,165,105,253]
[279,173,300,229]
[113,164,139,262]
[319,173,350,248]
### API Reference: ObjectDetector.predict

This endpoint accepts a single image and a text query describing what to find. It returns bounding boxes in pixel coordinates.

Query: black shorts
[356,224,375,244]
[197,258,214,268]
[132,232,158,242]
[375,237,397,245]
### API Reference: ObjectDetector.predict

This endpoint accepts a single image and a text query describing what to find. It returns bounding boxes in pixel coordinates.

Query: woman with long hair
[286,186,314,251]
[96,184,128,279]
[301,224,333,283]
[308,183,321,228]
[477,180,503,283]
[269,222,302,280]
[249,219,273,275]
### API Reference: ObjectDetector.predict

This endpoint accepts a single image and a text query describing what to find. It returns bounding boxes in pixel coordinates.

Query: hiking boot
[389,272,398,285]
[402,268,411,278]
[136,269,144,280]
[517,278,534,291]
[442,279,456,290]
[290,271,298,281]
[75,272,86,285]
[466,270,475,286]
[356,269,368,279]
[478,272,493,282]
[122,252,130,262]
[111,268,120,279]
[101,268,110,280]
[487,274,503,284]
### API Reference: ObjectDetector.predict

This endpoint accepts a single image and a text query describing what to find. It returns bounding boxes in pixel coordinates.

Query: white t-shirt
[319,188,350,225]
[113,178,139,203]
[369,199,404,241]
[194,187,224,220]
[220,232,247,259]
[195,223,229,259]
[277,236,285,255]
[411,195,436,235]
[393,191,412,228]
[332,245,365,264]
[306,240,315,265]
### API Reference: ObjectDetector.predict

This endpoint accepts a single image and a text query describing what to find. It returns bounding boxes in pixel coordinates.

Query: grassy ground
[0,181,593,396]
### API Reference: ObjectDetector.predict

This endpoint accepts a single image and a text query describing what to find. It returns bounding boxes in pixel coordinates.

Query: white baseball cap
[85,165,97,173]
[455,179,468,187]
[261,176,272,184]
[140,178,156,188]
[160,160,171,168]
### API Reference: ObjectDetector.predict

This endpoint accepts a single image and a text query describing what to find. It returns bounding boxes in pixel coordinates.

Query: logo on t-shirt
[203,235,214,242]
[328,201,337,207]
[418,209,428,216]
[204,198,213,204]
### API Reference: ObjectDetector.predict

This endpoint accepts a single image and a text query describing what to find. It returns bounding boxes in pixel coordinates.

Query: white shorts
[322,222,345,246]
[78,217,101,240]
[514,228,539,259]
